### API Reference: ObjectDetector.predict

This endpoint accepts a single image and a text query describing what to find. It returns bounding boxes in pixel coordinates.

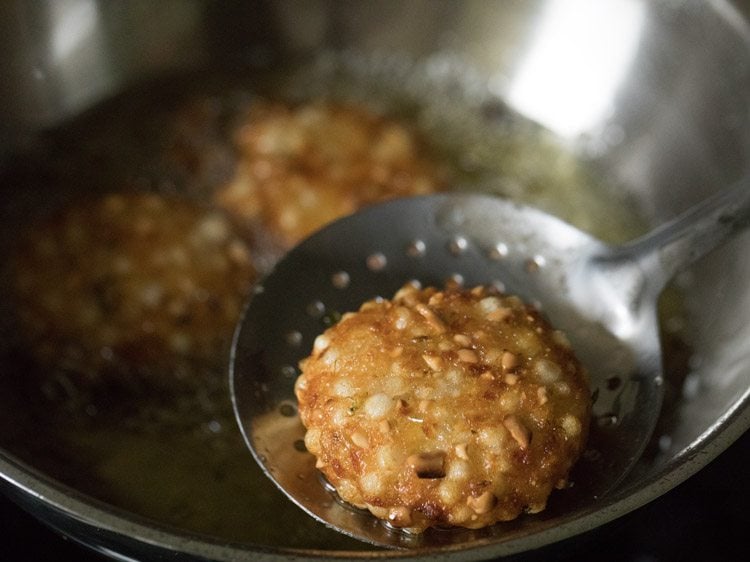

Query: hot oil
[0,51,679,548]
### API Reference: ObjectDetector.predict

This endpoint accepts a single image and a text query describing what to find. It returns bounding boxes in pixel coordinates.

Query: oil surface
[0,52,667,549]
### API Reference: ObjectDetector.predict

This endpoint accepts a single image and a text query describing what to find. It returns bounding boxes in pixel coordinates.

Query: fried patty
[215,102,447,248]
[295,283,590,532]
[13,192,255,388]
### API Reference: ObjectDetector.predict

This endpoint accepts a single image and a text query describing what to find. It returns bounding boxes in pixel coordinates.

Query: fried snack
[295,283,590,532]
[13,192,255,388]
[215,102,447,248]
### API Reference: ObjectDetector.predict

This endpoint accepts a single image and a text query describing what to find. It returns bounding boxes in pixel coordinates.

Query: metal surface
[0,0,749,560]
[230,195,649,549]
[231,176,750,547]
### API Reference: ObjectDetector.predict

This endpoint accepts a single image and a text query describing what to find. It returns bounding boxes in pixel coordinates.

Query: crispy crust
[13,192,255,386]
[215,102,447,248]
[296,283,591,531]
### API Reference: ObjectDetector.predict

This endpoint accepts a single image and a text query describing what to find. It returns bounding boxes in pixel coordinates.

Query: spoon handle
[609,175,750,297]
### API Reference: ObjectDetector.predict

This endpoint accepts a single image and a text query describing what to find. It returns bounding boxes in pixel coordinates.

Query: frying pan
[0,1,748,560]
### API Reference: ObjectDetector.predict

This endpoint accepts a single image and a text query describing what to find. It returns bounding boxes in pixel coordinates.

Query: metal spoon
[230,178,750,548]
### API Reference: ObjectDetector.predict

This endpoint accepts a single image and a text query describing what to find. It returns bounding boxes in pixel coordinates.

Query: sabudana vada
[295,283,590,532]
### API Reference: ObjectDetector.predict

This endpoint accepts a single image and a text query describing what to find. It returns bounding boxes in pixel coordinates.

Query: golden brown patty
[13,192,255,387]
[215,102,447,248]
[295,283,590,532]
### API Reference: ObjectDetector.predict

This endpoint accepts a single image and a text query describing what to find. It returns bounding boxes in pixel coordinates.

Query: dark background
[3,429,747,561]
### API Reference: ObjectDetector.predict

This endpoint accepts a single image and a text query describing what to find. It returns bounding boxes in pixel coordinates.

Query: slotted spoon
[230,177,750,548]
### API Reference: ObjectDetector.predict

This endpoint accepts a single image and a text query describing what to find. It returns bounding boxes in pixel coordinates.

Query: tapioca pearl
[363,393,393,419]
[312,334,330,356]
[196,213,231,244]
[552,330,572,349]
[449,505,473,525]
[414,385,436,400]
[360,472,385,495]
[381,375,407,396]
[335,479,360,503]
[498,391,520,411]
[534,358,562,384]
[304,428,322,454]
[561,414,582,437]
[375,445,398,470]
[393,306,412,330]
[553,381,571,395]
[438,480,462,504]
[294,375,307,393]
[321,347,340,366]
[477,427,506,453]
[446,459,471,481]
[445,368,463,385]
[478,296,502,314]
[331,404,352,426]
[516,329,542,355]
[333,378,356,398]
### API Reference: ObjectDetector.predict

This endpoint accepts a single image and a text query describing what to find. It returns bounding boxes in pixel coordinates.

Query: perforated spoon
[230,178,750,548]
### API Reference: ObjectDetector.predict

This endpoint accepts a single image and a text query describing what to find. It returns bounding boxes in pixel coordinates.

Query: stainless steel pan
[0,1,748,560]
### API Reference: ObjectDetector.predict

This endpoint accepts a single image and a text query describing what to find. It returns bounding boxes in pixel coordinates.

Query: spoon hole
[306,300,326,318]
[596,413,619,427]
[280,365,297,378]
[278,402,297,417]
[448,236,469,255]
[331,270,351,289]
[366,252,388,271]
[406,279,422,290]
[405,239,427,257]
[682,372,701,399]
[487,242,509,260]
[491,279,506,294]
[606,376,622,391]
[582,448,603,463]
[446,273,465,287]
[285,330,303,347]
[321,310,342,327]
[524,255,546,273]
